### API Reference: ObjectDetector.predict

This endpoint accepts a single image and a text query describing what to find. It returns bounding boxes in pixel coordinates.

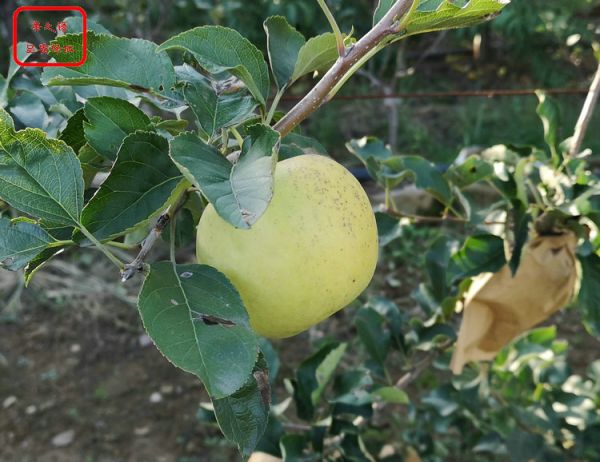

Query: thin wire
[279,87,589,102]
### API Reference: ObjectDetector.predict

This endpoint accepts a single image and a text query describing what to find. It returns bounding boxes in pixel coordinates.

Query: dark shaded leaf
[426,235,452,301]
[213,360,270,458]
[157,26,270,105]
[355,307,390,367]
[83,97,152,161]
[264,16,306,90]
[448,234,506,281]
[58,108,87,153]
[578,253,600,337]
[293,342,347,421]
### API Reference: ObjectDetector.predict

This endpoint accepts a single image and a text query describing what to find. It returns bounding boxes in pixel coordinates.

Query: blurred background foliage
[1,0,600,162]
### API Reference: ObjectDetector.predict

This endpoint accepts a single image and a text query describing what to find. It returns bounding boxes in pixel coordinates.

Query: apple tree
[2,0,600,460]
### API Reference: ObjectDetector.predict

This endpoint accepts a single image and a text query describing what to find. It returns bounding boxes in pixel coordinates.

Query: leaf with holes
[138,262,259,398]
[80,131,185,241]
[83,97,153,161]
[169,125,279,229]
[445,156,494,188]
[0,107,84,226]
[157,26,270,105]
[0,217,54,271]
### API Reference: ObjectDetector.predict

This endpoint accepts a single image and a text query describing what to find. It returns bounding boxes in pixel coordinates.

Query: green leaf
[1,43,35,107]
[279,133,328,160]
[213,361,270,458]
[59,108,87,153]
[24,247,63,286]
[371,386,409,404]
[373,0,396,25]
[375,212,403,246]
[280,434,316,462]
[292,342,347,421]
[426,235,452,301]
[153,119,189,136]
[9,93,48,130]
[536,91,560,164]
[448,233,506,281]
[80,131,184,241]
[386,155,452,205]
[346,136,392,163]
[422,385,459,416]
[78,143,105,189]
[0,108,84,226]
[578,253,600,337]
[157,26,270,105]
[83,97,152,161]
[60,16,112,35]
[42,33,176,95]
[508,200,530,276]
[355,307,390,367]
[169,125,279,229]
[264,16,306,90]
[138,262,259,398]
[445,156,494,188]
[183,78,257,139]
[291,33,339,83]
[161,208,195,249]
[0,217,54,271]
[399,0,510,37]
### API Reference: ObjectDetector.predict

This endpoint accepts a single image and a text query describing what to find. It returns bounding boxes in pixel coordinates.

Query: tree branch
[121,190,190,282]
[273,0,414,138]
[570,59,600,157]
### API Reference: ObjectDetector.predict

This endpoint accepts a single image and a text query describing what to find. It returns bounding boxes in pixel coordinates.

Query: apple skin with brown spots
[196,154,379,338]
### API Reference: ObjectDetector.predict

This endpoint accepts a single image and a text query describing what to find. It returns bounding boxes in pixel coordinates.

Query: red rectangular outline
[12,6,87,67]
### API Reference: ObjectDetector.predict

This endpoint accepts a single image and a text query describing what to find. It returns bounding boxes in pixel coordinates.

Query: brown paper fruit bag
[450,232,579,375]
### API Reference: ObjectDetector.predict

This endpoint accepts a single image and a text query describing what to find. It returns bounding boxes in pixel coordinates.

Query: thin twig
[121,190,190,282]
[569,60,600,157]
[383,208,505,226]
[273,0,414,138]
